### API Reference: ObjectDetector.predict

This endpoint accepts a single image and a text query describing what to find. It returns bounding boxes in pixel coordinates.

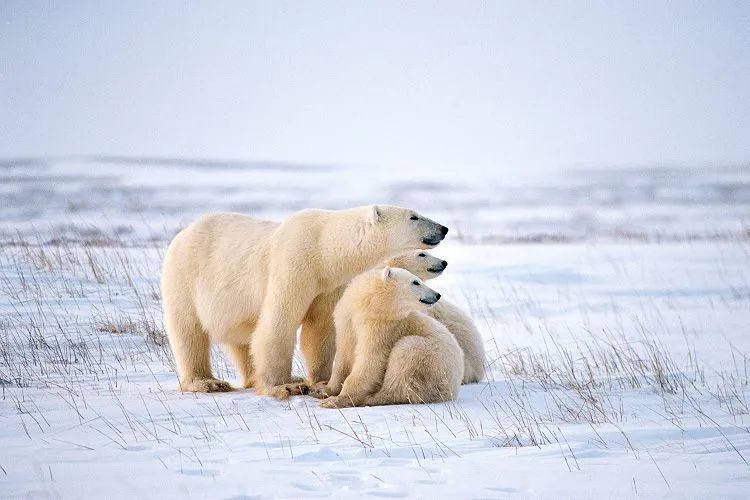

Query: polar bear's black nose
[441,260,448,268]
[440,226,449,236]
[435,293,441,301]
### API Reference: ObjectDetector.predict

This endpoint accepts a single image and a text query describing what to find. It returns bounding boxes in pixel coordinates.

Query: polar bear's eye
[412,280,419,285]
[418,253,426,257]
[410,215,419,220]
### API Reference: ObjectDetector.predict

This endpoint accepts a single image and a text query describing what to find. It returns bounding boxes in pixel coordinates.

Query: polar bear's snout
[420,221,449,246]
[419,290,441,305]
[428,260,448,274]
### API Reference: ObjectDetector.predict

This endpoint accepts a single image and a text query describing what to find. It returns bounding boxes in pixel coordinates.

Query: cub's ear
[381,266,392,281]
[368,205,381,224]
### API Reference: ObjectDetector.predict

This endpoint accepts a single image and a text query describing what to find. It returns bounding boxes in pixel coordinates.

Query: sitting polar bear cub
[320,266,464,408]
[322,250,486,398]
[387,251,487,384]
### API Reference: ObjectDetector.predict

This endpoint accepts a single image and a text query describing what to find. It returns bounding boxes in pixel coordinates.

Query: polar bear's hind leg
[166,306,233,393]
[225,344,255,388]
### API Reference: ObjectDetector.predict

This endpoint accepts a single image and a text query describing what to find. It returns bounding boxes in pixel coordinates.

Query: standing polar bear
[321,266,464,408]
[161,205,448,398]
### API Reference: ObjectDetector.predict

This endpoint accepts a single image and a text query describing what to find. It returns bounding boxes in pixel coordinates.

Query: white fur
[388,250,486,383]
[325,250,486,389]
[425,299,486,383]
[161,206,447,398]
[321,267,463,408]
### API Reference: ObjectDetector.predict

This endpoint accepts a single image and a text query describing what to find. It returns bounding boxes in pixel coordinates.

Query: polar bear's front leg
[301,288,343,384]
[317,324,357,398]
[322,344,390,407]
[252,287,316,399]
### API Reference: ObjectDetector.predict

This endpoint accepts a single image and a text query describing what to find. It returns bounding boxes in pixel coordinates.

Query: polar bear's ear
[381,266,392,281]
[368,205,381,224]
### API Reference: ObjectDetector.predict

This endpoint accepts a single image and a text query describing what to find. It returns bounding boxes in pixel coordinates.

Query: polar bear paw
[180,378,234,393]
[263,381,310,400]
[308,381,331,399]
[320,395,357,409]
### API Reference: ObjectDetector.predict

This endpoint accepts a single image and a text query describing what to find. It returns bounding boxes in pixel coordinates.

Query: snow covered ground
[1,159,749,498]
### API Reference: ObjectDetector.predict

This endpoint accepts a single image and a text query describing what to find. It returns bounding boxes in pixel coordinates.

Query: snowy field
[1,158,749,498]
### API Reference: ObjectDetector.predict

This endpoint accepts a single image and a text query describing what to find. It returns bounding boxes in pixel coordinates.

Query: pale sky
[1,1,749,172]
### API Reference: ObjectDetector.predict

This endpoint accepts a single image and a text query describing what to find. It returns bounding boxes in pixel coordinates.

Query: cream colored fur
[386,250,447,281]
[324,250,485,392]
[389,251,487,383]
[425,299,486,383]
[161,205,448,398]
[321,267,463,408]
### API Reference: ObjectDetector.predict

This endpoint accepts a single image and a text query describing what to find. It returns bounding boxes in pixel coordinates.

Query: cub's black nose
[440,226,449,236]
[442,260,448,268]
[435,293,441,301]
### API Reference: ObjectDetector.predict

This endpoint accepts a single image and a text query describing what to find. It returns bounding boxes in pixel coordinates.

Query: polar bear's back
[187,212,278,253]
[162,213,279,341]
[166,212,278,282]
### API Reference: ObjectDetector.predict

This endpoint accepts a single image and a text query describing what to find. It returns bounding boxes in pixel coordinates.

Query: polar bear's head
[366,205,448,252]
[386,250,447,280]
[351,266,441,320]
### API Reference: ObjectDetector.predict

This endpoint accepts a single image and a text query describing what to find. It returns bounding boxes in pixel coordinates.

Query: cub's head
[366,205,448,252]
[353,266,441,320]
[386,250,447,281]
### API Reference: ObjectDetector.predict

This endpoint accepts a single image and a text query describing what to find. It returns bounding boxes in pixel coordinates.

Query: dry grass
[0,225,748,486]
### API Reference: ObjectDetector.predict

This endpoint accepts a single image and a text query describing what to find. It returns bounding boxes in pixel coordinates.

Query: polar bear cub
[388,251,487,384]
[321,267,463,408]
[322,250,485,396]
